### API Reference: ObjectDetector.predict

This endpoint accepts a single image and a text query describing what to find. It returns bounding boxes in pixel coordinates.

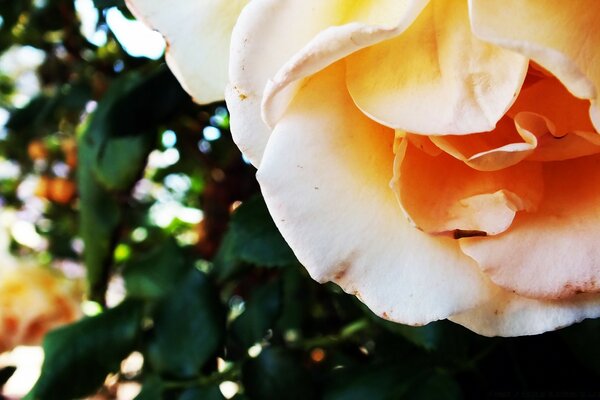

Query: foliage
[0,1,599,399]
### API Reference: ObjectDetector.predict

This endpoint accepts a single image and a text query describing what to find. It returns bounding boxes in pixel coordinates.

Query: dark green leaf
[403,371,462,400]
[123,238,189,300]
[374,316,471,357]
[94,134,151,191]
[177,385,225,400]
[78,124,121,299]
[79,66,187,299]
[214,195,297,280]
[93,0,125,9]
[28,300,144,400]
[134,375,164,400]
[147,270,225,378]
[323,361,426,400]
[242,347,314,400]
[232,280,282,349]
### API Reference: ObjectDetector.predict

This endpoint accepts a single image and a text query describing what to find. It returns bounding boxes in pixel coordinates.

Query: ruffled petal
[507,75,600,161]
[392,140,543,235]
[515,112,600,162]
[429,116,537,171]
[228,0,428,166]
[460,155,600,299]
[126,0,248,103]
[469,0,600,131]
[345,0,527,134]
[257,63,493,325]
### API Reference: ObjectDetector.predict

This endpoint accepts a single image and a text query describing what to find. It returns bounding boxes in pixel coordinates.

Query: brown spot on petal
[382,312,389,319]
[233,86,248,101]
[333,261,351,281]
[562,278,599,297]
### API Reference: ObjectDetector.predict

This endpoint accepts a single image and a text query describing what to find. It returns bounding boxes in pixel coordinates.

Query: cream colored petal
[126,0,248,104]
[261,0,429,129]
[450,289,600,337]
[469,0,600,131]
[430,116,537,171]
[345,0,527,135]
[461,155,600,300]
[392,140,543,236]
[229,0,429,166]
[227,0,331,166]
[257,63,493,325]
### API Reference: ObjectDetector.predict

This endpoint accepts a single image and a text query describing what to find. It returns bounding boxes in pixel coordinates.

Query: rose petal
[257,63,493,325]
[461,154,600,299]
[429,116,537,171]
[392,140,543,235]
[345,0,528,135]
[228,0,429,166]
[450,289,600,337]
[469,0,600,131]
[514,112,600,162]
[509,76,596,135]
[126,0,248,103]
[258,1,430,134]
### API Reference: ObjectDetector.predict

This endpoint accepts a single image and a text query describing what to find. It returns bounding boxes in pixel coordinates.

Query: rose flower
[127,0,600,336]
[0,267,82,353]
[0,216,82,353]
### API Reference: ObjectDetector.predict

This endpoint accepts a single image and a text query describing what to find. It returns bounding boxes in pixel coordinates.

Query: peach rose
[0,215,82,352]
[127,0,600,336]
[0,267,82,353]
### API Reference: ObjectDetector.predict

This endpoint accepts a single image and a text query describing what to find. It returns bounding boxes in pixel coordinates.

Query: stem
[295,318,370,350]
[163,363,242,390]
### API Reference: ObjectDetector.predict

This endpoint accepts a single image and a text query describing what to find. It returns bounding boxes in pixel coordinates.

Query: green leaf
[28,300,144,400]
[78,66,187,299]
[177,385,225,400]
[232,280,282,349]
[403,372,462,400]
[214,195,297,280]
[94,134,152,191]
[134,375,164,400]
[93,0,125,9]
[123,238,190,300]
[78,122,121,299]
[323,361,424,400]
[147,270,225,378]
[374,316,471,357]
[242,347,314,400]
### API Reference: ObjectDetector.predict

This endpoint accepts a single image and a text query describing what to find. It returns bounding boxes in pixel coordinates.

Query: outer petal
[260,0,429,129]
[392,139,543,236]
[345,0,528,134]
[469,0,600,131]
[461,155,600,299]
[126,0,248,103]
[257,63,493,325]
[229,0,429,166]
[450,289,600,337]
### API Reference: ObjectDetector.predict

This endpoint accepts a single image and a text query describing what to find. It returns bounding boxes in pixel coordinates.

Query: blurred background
[1,1,600,399]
